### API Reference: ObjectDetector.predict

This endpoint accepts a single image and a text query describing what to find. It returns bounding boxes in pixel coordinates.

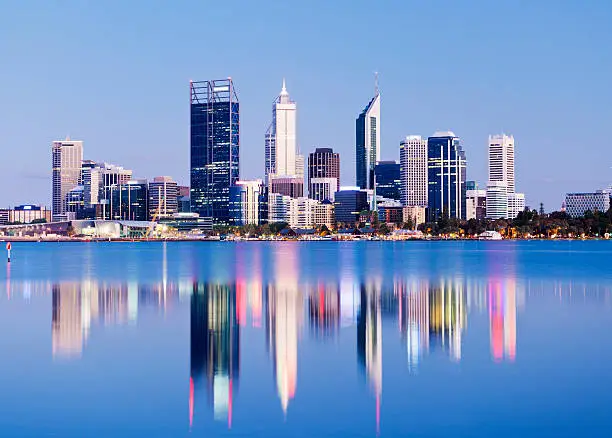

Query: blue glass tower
[190,79,240,226]
[374,161,401,201]
[427,132,467,222]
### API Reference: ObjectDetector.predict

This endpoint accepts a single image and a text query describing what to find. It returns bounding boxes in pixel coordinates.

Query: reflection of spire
[357,284,382,433]
[190,284,240,428]
[266,244,302,414]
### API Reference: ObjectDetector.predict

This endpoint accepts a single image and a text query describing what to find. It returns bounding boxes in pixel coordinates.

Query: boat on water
[478,230,503,241]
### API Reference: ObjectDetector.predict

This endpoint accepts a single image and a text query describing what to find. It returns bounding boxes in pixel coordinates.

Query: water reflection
[1,243,612,436]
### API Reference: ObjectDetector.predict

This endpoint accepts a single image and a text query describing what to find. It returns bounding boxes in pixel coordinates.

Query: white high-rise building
[399,136,428,207]
[148,176,179,220]
[289,197,319,229]
[310,177,338,202]
[268,193,292,223]
[488,134,515,193]
[232,179,264,225]
[52,139,83,221]
[507,192,526,219]
[486,181,508,219]
[265,79,297,183]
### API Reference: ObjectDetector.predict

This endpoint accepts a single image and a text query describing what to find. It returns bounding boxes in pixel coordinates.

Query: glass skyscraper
[190,79,239,226]
[355,92,380,190]
[374,161,400,201]
[427,132,467,222]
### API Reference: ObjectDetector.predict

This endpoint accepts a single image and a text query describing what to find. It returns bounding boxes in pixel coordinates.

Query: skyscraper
[229,179,266,226]
[190,79,240,225]
[52,139,83,221]
[374,161,401,201]
[488,134,515,193]
[427,132,467,222]
[308,147,340,201]
[356,88,380,190]
[265,79,297,183]
[399,136,428,207]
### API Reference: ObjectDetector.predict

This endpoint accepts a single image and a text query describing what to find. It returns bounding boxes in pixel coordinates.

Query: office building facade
[334,188,368,226]
[190,79,240,225]
[507,192,525,219]
[52,139,83,221]
[229,179,265,226]
[564,191,611,218]
[309,177,338,202]
[488,134,515,193]
[0,205,52,225]
[427,132,467,221]
[400,136,428,207]
[374,161,401,201]
[148,176,179,220]
[308,148,340,197]
[270,176,303,198]
[356,92,380,190]
[265,80,298,183]
[109,179,149,221]
[486,181,508,219]
[268,193,292,223]
[466,189,487,220]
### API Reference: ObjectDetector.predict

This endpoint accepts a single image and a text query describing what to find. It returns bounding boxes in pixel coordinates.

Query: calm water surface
[0,241,611,437]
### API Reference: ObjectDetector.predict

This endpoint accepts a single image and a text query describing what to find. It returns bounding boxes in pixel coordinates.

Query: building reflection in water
[190,283,240,428]
[265,244,303,415]
[489,279,517,362]
[308,282,340,339]
[357,281,382,433]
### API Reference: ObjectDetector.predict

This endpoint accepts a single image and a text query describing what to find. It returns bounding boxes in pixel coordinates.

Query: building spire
[374,71,379,96]
[280,78,288,97]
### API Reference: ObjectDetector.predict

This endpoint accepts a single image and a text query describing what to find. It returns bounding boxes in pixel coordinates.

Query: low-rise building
[466,189,487,220]
[508,192,526,219]
[313,200,335,229]
[565,191,611,217]
[402,206,426,228]
[0,205,52,225]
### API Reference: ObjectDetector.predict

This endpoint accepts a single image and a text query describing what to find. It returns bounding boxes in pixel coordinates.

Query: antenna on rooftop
[374,71,379,96]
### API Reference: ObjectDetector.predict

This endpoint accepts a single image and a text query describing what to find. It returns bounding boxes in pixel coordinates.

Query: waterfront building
[486,181,508,219]
[402,206,426,228]
[507,192,526,219]
[270,176,303,198]
[288,197,319,229]
[466,187,487,220]
[427,132,467,221]
[65,186,85,219]
[400,136,428,208]
[378,200,403,224]
[308,147,340,198]
[265,80,298,183]
[564,191,611,217]
[52,139,83,221]
[109,179,149,221]
[488,134,515,194]
[334,188,369,226]
[229,179,265,226]
[268,193,292,224]
[190,79,239,225]
[148,177,179,220]
[356,89,380,190]
[374,161,401,202]
[0,205,52,225]
[309,177,338,202]
[313,200,335,229]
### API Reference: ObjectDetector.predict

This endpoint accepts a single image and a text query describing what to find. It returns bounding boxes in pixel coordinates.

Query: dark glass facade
[427,135,467,222]
[190,79,240,226]
[355,96,378,190]
[334,190,368,226]
[374,161,401,201]
[308,147,340,193]
[109,180,148,221]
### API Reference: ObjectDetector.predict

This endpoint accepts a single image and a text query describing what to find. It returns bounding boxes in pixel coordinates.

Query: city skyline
[2,1,611,210]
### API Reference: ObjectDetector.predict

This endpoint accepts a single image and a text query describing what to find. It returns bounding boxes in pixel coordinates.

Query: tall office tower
[486,181,508,219]
[52,139,83,221]
[148,176,179,220]
[308,147,340,199]
[374,161,401,201]
[229,179,265,226]
[190,79,240,225]
[427,132,467,222]
[488,134,515,193]
[356,87,380,190]
[400,136,428,207]
[265,79,297,183]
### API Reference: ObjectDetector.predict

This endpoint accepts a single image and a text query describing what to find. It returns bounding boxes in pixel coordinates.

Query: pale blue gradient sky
[0,0,611,210]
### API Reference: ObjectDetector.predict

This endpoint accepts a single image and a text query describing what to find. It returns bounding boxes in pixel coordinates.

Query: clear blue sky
[1,0,611,211]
